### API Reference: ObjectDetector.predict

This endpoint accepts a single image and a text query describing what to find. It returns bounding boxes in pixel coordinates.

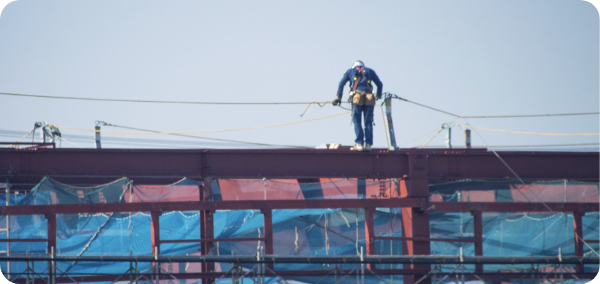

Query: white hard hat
[351,60,364,68]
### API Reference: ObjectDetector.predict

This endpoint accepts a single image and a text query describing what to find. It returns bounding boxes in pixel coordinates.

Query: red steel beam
[262,209,274,271]
[429,202,599,212]
[203,209,215,279]
[45,214,56,257]
[472,210,483,273]
[0,201,596,216]
[0,239,47,243]
[200,177,214,284]
[573,212,584,273]
[0,198,428,215]
[6,271,597,284]
[400,154,432,284]
[151,211,161,255]
[160,238,265,243]
[374,236,476,243]
[46,213,56,283]
[1,149,597,184]
[364,206,375,269]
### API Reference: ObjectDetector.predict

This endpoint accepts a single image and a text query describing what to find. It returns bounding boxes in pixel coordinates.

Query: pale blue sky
[0,0,598,150]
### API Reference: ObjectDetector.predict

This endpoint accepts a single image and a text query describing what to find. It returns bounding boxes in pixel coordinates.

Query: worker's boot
[350,143,364,151]
[364,144,372,151]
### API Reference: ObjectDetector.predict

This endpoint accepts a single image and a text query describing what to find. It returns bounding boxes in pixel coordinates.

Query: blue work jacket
[336,67,383,100]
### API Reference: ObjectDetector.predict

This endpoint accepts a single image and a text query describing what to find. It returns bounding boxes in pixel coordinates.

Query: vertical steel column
[151,212,162,284]
[201,177,215,284]
[262,209,274,271]
[151,211,161,255]
[50,246,55,284]
[472,210,483,273]
[200,177,206,276]
[46,213,56,283]
[364,207,375,270]
[573,212,584,273]
[200,179,207,260]
[4,179,10,277]
[401,155,431,284]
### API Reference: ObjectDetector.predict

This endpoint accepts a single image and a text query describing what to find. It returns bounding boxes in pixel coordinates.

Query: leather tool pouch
[351,92,365,105]
[365,93,376,106]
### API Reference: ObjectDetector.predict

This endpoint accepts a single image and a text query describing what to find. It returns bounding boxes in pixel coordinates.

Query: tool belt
[348,90,376,106]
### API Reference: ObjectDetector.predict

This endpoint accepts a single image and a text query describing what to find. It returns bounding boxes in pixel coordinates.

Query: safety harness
[351,67,373,93]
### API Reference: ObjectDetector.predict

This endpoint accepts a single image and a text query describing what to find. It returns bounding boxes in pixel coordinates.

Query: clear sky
[0,0,598,151]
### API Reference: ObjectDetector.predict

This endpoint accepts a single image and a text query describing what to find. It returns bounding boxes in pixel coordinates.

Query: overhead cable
[484,143,600,148]
[5,129,34,148]
[397,126,442,146]
[80,123,311,149]
[393,96,463,117]
[0,92,324,105]
[389,94,600,118]
[300,101,351,116]
[0,130,294,148]
[418,143,600,148]
[417,118,460,149]
[460,125,599,136]
[3,92,598,119]
[4,130,595,149]
[463,112,600,118]
[56,136,84,148]
[53,111,350,135]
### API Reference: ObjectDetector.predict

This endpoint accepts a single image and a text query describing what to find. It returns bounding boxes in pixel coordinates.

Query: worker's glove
[332,97,341,106]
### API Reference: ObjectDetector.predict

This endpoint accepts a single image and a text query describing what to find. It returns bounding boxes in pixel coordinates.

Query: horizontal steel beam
[7,271,596,284]
[0,198,428,215]
[159,237,265,243]
[0,238,47,243]
[374,236,477,243]
[1,148,597,184]
[0,254,597,265]
[0,200,596,216]
[429,202,600,212]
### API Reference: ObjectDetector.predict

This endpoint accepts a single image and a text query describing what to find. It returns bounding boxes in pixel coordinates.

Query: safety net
[0,178,597,284]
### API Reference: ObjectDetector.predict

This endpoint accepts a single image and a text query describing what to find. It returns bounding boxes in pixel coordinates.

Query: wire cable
[463,112,600,119]
[419,127,445,149]
[460,125,599,136]
[0,92,333,105]
[482,143,600,148]
[389,95,600,119]
[300,101,351,116]
[89,123,311,149]
[398,126,442,146]
[51,111,350,136]
[3,92,598,119]
[5,129,34,148]
[417,118,460,149]
[57,136,84,149]
[394,96,463,118]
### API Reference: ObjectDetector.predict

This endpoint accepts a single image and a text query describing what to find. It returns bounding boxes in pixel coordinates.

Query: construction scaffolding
[0,147,598,284]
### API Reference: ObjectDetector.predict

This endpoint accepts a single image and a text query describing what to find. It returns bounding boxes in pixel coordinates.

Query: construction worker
[332,60,383,151]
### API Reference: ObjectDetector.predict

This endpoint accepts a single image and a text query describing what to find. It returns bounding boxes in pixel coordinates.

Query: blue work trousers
[352,104,374,146]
